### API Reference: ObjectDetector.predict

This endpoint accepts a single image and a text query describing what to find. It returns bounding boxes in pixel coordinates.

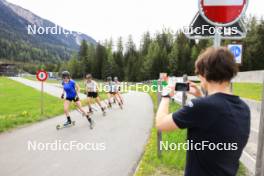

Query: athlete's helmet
[107,76,112,81]
[86,74,92,79]
[62,71,70,79]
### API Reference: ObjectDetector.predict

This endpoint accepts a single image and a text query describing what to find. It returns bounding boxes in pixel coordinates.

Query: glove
[61,94,64,99]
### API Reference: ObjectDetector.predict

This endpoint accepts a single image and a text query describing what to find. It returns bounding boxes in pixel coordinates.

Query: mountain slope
[0,0,96,63]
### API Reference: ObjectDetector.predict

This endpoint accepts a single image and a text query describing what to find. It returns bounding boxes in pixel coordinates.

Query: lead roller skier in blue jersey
[61,71,95,129]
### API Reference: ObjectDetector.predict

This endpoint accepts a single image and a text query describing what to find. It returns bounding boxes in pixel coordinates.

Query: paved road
[10,77,87,99]
[1,78,154,176]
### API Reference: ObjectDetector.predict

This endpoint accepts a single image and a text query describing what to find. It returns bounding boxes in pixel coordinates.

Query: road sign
[36,70,48,114]
[228,44,242,64]
[185,12,247,40]
[36,70,48,82]
[199,0,248,26]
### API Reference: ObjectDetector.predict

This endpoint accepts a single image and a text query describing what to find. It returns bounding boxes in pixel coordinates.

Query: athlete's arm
[156,98,178,131]
[84,81,88,93]
[75,83,81,93]
[61,90,65,99]
[95,81,99,92]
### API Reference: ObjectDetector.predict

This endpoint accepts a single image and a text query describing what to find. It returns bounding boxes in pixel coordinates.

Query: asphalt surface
[1,78,154,176]
[9,77,87,99]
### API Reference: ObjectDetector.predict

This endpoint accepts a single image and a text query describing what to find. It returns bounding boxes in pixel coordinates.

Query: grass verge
[0,77,64,132]
[233,83,262,101]
[0,77,117,132]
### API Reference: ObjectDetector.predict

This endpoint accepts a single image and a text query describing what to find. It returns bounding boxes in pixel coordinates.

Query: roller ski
[101,107,107,116]
[118,102,123,110]
[56,120,76,130]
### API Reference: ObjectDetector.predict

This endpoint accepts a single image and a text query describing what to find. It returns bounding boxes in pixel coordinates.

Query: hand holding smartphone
[175,81,203,97]
[175,82,190,91]
[187,81,203,97]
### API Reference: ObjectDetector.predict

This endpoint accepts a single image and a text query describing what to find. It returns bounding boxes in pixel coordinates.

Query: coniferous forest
[1,17,264,81]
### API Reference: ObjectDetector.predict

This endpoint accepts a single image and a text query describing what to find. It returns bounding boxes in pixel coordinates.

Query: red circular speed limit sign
[36,70,48,81]
[199,0,248,26]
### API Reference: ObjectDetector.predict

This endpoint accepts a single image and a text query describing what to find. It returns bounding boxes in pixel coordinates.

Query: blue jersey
[62,80,77,99]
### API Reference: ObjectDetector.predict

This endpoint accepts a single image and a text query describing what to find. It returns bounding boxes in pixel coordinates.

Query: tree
[168,40,179,76]
[113,37,125,80]
[241,16,259,71]
[144,41,162,79]
[102,39,114,79]
[58,16,264,81]
[190,45,199,72]
[79,40,90,77]
[140,32,151,55]
[124,35,138,81]
[93,43,107,79]
[67,56,81,79]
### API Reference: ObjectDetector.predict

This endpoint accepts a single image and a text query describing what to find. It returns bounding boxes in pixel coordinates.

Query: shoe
[118,103,123,109]
[101,107,106,112]
[89,119,95,129]
[64,120,71,126]
[101,107,106,116]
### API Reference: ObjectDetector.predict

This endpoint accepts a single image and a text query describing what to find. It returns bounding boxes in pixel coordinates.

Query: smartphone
[175,82,190,91]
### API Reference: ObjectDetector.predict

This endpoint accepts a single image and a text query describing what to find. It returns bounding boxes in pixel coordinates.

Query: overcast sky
[7,0,264,47]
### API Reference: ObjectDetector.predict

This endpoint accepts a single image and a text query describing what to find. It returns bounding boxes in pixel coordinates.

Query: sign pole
[41,81,44,115]
[157,79,162,158]
[182,74,188,106]
[213,27,221,48]
[36,70,48,115]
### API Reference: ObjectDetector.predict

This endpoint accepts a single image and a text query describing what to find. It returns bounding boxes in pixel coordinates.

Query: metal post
[182,74,188,106]
[157,80,162,158]
[255,79,264,176]
[41,81,44,115]
[214,27,221,48]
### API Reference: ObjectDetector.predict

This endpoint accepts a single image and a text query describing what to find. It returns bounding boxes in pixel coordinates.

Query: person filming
[156,47,250,176]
